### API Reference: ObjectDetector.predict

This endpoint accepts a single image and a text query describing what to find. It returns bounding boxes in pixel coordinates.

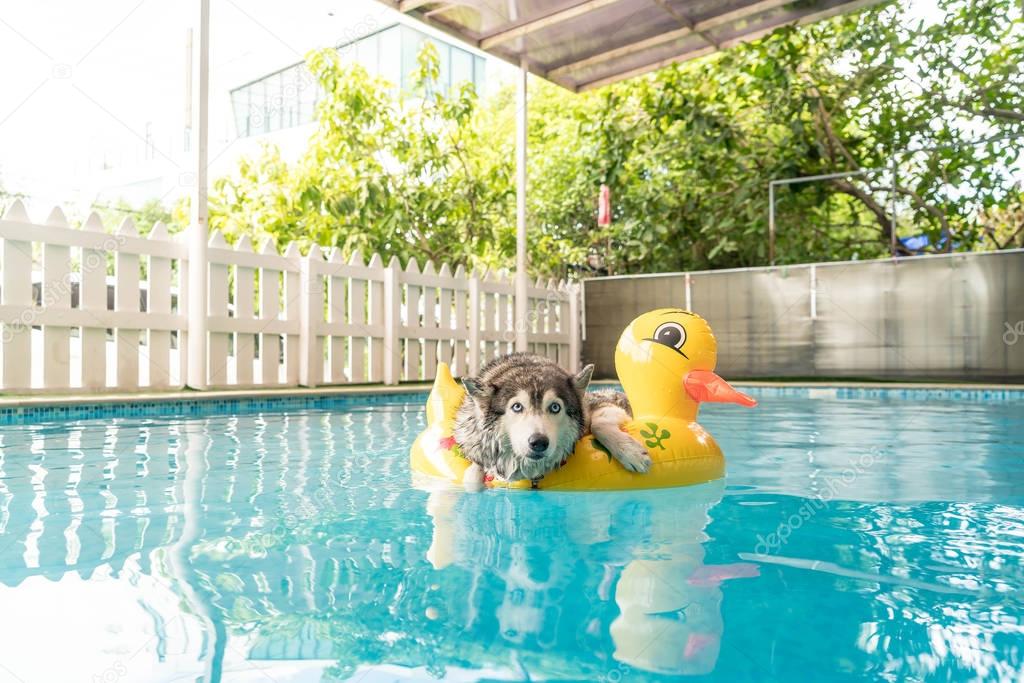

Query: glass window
[355,32,379,72]
[231,86,250,137]
[230,24,491,138]
[474,55,486,92]
[268,72,284,133]
[400,26,426,90]
[437,42,452,92]
[282,65,300,128]
[378,26,401,87]
[298,65,318,125]
[252,80,268,135]
[451,47,472,90]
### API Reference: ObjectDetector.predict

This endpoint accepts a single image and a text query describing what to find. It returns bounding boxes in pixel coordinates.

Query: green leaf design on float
[639,423,671,450]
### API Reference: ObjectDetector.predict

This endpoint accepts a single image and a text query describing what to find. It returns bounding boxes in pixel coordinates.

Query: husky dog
[455,353,651,490]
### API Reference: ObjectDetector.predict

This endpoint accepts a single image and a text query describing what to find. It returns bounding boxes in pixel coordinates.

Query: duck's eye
[653,322,686,350]
[510,402,524,413]
[548,402,561,414]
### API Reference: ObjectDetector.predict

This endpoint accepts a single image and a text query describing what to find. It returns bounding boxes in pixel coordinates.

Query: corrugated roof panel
[377,0,887,90]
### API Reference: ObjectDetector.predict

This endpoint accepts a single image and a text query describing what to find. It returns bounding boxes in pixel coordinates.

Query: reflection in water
[423,480,752,677]
[0,395,1021,682]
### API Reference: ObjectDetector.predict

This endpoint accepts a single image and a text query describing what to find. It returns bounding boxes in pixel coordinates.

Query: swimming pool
[0,387,1021,682]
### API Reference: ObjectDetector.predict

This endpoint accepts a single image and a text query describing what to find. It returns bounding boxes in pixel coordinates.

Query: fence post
[326,248,346,384]
[568,283,581,373]
[383,255,402,386]
[468,271,481,375]
[299,244,322,388]
[186,0,210,390]
[403,258,421,382]
[367,253,385,383]
[147,222,173,389]
[1,200,32,391]
[81,211,108,390]
[43,207,72,390]
[452,264,468,376]
[233,235,255,386]
[115,218,141,389]
[284,242,302,386]
[206,230,229,387]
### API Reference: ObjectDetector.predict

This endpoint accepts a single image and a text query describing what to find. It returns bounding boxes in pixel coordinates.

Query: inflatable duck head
[615,309,756,421]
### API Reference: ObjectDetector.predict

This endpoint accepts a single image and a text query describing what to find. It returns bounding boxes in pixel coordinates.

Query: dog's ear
[573,364,595,392]
[461,378,489,402]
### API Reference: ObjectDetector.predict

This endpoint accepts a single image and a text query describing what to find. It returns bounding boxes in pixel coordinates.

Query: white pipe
[187,0,210,389]
[768,168,876,266]
[514,58,529,352]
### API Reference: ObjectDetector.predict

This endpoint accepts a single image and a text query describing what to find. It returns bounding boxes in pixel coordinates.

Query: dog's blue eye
[511,402,523,413]
[549,403,561,414]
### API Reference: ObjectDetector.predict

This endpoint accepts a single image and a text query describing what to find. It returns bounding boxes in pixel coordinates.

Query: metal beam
[548,25,694,79]
[557,0,790,81]
[717,0,886,50]
[694,0,797,31]
[187,0,210,390]
[576,0,885,91]
[514,58,529,352]
[481,0,625,50]
[768,169,874,266]
[577,45,716,92]
[424,3,459,18]
[398,0,434,12]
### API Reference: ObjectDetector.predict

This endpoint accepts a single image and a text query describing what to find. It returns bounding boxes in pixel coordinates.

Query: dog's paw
[614,439,653,473]
[463,462,485,492]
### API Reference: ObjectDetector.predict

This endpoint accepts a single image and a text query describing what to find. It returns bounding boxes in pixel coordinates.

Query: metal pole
[514,58,529,352]
[768,169,874,267]
[187,0,210,389]
[890,156,898,257]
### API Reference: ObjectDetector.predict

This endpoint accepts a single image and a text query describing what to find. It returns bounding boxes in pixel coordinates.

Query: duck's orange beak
[684,370,757,407]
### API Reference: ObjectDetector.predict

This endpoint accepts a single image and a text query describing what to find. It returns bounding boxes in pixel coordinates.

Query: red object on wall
[598,184,611,227]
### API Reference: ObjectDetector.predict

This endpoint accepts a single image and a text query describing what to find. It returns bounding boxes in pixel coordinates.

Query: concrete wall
[582,249,1024,382]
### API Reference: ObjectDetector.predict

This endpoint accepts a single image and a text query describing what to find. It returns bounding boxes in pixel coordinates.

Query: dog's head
[463,363,594,480]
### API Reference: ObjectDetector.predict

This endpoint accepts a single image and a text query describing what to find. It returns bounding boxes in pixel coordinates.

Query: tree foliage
[205,0,1022,276]
[210,43,512,268]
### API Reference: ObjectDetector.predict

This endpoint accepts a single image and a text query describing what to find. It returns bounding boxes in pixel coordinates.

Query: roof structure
[376,0,885,91]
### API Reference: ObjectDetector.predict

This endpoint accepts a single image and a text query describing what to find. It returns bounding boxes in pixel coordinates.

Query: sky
[0,0,417,217]
[0,0,957,224]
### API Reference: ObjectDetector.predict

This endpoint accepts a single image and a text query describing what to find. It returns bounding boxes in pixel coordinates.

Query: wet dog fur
[454,353,651,490]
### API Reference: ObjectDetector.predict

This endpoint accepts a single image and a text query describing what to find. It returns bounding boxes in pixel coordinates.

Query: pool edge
[0,382,434,409]
[0,378,1021,409]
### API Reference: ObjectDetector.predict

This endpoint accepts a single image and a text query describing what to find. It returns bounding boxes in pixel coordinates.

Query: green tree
[526,0,1022,272]
[206,0,1022,276]
[979,189,1024,249]
[91,197,177,233]
[210,43,513,270]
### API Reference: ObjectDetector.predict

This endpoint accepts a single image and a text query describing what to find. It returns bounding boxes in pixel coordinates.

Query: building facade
[230,23,487,139]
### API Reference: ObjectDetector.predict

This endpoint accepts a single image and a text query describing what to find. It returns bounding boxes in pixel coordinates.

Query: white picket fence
[0,200,580,393]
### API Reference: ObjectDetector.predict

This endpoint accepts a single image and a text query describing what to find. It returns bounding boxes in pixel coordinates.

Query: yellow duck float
[410,309,757,490]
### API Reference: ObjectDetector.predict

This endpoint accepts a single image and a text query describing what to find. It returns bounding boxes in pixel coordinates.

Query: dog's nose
[528,433,549,455]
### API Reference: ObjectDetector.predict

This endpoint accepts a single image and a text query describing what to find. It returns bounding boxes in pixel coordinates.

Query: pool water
[0,389,1021,682]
